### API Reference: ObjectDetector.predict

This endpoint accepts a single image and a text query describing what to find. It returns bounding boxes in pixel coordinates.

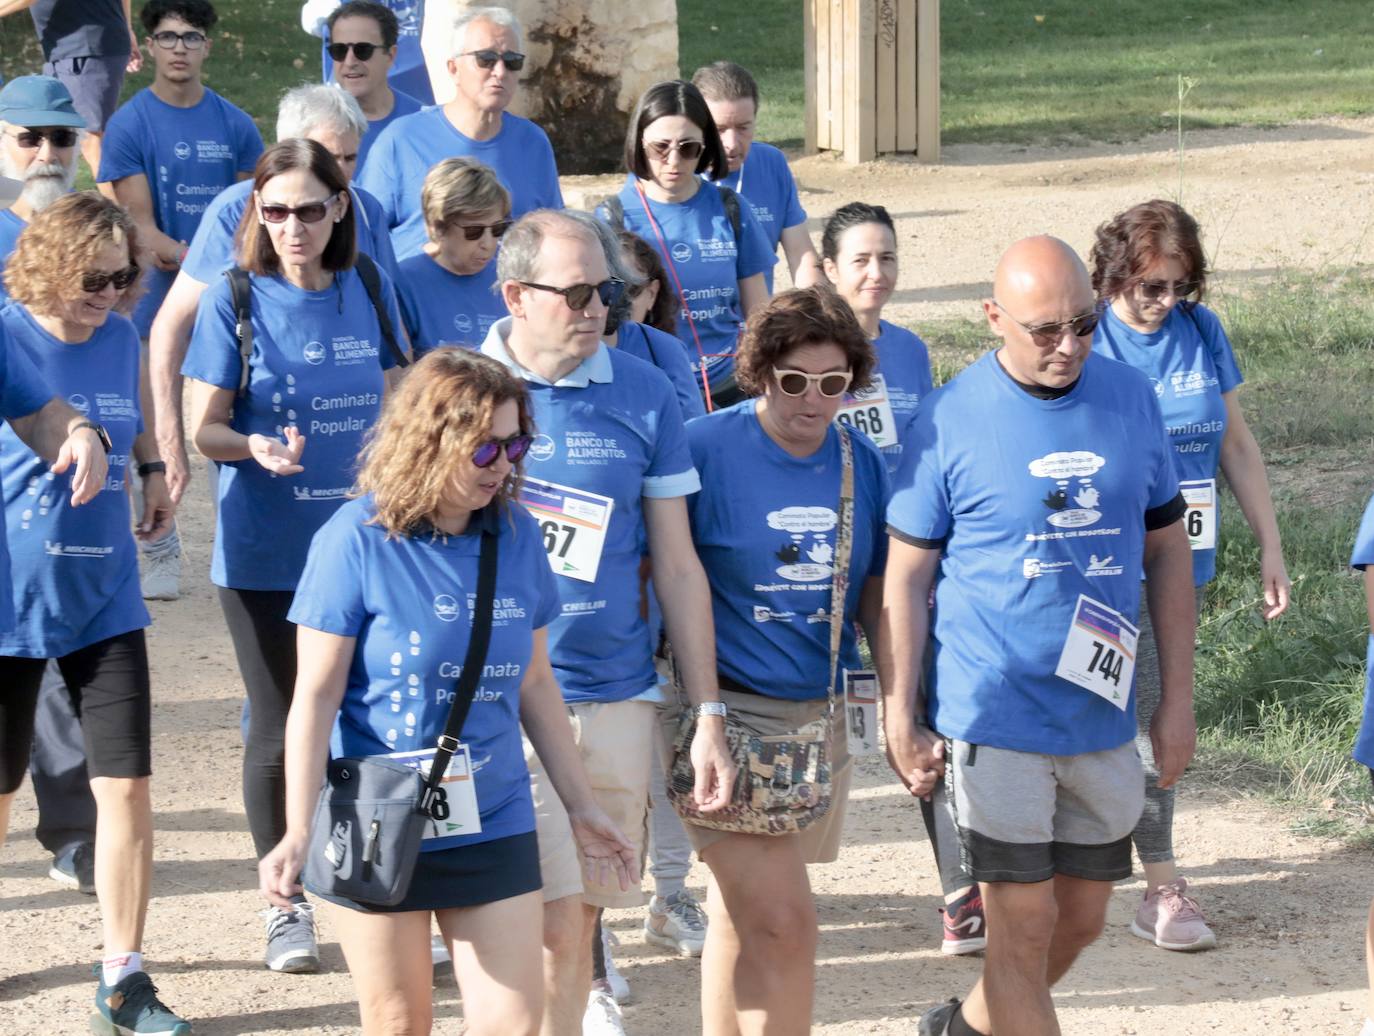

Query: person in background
[396,156,508,354]
[357,5,561,259]
[98,0,264,602]
[1089,198,1290,952]
[301,0,432,106]
[148,84,392,506]
[692,60,822,293]
[1350,492,1374,1036]
[320,0,423,168]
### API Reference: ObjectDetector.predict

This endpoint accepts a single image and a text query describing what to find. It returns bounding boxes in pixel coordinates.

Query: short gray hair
[497,209,602,286]
[276,84,368,142]
[450,6,522,57]
[558,209,643,288]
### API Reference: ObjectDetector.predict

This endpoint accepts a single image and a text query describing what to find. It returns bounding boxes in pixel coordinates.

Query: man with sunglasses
[883,236,1196,1036]
[357,5,562,260]
[301,0,433,108]
[480,210,732,1036]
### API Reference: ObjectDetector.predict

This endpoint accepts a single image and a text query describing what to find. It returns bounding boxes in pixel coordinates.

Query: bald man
[880,236,1196,1036]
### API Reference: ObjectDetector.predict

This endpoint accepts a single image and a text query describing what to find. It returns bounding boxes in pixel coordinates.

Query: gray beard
[0,154,76,213]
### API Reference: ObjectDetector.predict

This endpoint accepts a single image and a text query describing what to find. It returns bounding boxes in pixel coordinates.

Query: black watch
[137,460,167,478]
[74,421,112,454]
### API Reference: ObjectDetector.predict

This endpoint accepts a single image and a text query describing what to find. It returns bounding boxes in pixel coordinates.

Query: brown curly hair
[1089,199,1208,304]
[734,286,875,397]
[3,191,143,317]
[354,349,534,537]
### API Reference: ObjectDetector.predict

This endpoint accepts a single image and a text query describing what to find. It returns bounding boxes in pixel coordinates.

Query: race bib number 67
[519,477,615,583]
[1054,595,1138,711]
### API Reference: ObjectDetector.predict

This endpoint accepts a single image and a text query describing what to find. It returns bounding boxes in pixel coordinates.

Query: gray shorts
[946,738,1144,884]
[43,55,125,131]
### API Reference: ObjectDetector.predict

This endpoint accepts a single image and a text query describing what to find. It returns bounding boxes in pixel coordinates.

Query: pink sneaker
[1130,877,1217,952]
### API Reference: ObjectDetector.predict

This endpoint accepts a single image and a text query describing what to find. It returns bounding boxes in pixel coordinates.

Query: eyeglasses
[327,40,381,61]
[772,368,853,398]
[519,279,625,311]
[454,219,512,242]
[81,264,139,293]
[472,433,533,468]
[459,49,526,71]
[258,194,338,224]
[150,30,207,49]
[993,301,1100,345]
[6,127,79,149]
[1136,278,1199,302]
[644,139,705,162]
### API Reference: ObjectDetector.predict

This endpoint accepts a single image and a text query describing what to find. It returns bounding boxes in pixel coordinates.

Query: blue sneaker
[90,967,191,1035]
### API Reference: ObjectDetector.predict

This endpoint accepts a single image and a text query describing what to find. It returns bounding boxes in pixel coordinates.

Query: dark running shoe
[941,887,988,956]
[918,997,962,1036]
[90,967,191,1035]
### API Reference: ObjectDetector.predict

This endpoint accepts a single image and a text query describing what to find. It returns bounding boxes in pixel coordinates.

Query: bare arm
[149,271,208,502]
[187,378,306,474]
[107,174,184,270]
[1142,519,1197,788]
[1218,390,1290,619]
[737,272,768,319]
[9,400,109,505]
[121,0,141,71]
[132,347,174,540]
[779,224,824,289]
[879,538,944,797]
[0,0,39,17]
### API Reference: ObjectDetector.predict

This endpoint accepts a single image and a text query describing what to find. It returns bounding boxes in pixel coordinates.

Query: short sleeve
[1142,384,1181,510]
[0,324,52,420]
[732,195,777,280]
[778,156,807,230]
[514,509,561,628]
[95,105,146,184]
[181,280,243,390]
[854,433,891,577]
[886,405,952,543]
[234,109,265,173]
[534,131,564,210]
[1353,493,1374,570]
[288,511,369,635]
[397,271,422,342]
[641,368,700,498]
[1191,304,1243,395]
[182,191,244,282]
[356,127,402,229]
[373,267,405,371]
[356,189,400,282]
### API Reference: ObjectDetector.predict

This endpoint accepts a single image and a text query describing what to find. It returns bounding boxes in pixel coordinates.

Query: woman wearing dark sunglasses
[672,286,890,1032]
[396,157,511,354]
[0,193,192,1033]
[605,79,776,410]
[259,348,634,1035]
[1090,198,1290,953]
[182,137,408,974]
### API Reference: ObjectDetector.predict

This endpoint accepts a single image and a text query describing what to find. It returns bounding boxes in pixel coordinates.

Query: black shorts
[0,629,151,793]
[308,830,542,914]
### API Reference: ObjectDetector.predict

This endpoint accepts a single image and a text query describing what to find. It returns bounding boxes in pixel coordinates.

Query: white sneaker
[600,927,631,1004]
[643,890,707,957]
[431,933,450,967]
[141,550,181,601]
[583,989,626,1036]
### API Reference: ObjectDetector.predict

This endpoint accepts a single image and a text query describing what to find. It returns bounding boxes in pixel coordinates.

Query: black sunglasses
[459,48,525,71]
[1137,278,1199,302]
[81,264,139,293]
[150,30,206,49]
[327,40,381,61]
[472,433,533,468]
[994,301,1100,345]
[8,127,79,149]
[258,194,338,224]
[519,279,625,311]
[454,219,512,242]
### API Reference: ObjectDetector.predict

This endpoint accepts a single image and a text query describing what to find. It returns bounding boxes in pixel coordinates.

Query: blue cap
[0,75,86,129]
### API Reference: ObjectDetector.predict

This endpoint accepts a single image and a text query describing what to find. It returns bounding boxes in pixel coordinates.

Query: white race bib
[1180,478,1217,551]
[519,477,615,583]
[386,744,482,845]
[1053,595,1138,711]
[844,669,879,756]
[835,374,898,448]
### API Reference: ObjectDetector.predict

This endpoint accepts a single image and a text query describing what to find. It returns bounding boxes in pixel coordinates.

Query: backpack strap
[715,184,742,241]
[223,266,254,396]
[353,252,409,369]
[602,194,626,229]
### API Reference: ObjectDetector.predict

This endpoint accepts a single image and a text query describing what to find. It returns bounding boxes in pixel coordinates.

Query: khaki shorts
[526,698,656,908]
[655,686,853,865]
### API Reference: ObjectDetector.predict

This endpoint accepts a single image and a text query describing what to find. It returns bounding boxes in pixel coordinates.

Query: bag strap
[825,426,855,719]
[421,509,500,805]
[715,184,742,241]
[354,252,410,369]
[224,267,254,396]
[602,194,626,229]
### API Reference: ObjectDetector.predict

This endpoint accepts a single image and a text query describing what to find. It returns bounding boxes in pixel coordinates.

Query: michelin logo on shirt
[1084,554,1123,577]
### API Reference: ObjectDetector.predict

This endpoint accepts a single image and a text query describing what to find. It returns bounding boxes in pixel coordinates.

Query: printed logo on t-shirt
[43,540,114,558]
[1084,553,1124,577]
[753,605,796,623]
[1023,557,1072,578]
[1030,451,1105,529]
[173,141,192,160]
[765,506,836,584]
[67,393,91,416]
[695,236,736,264]
[671,241,692,263]
[303,340,326,365]
[1149,377,1165,398]
[433,593,461,622]
[453,313,474,334]
[1166,418,1223,456]
[329,334,379,366]
[1168,369,1219,399]
[394,0,420,34]
[546,430,627,466]
[291,485,349,501]
[527,434,556,462]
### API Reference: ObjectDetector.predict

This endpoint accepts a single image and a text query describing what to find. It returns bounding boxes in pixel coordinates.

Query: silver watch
[694,701,728,719]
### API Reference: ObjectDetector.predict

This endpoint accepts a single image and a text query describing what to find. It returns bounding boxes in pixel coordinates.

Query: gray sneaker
[50,842,96,895]
[644,890,708,956]
[918,998,961,1036]
[261,903,319,973]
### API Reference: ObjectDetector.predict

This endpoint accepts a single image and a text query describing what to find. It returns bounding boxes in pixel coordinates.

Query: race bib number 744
[1054,595,1138,711]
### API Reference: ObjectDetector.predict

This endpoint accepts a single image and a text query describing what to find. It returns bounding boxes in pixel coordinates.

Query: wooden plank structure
[804,0,940,163]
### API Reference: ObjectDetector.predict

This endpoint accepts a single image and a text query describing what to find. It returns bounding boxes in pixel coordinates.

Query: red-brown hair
[1089,199,1208,303]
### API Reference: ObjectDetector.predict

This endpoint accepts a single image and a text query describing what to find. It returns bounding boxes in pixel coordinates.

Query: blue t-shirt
[98,87,264,336]
[289,496,558,850]
[1350,493,1374,768]
[182,267,401,590]
[711,142,806,294]
[480,319,699,704]
[615,322,706,422]
[0,304,148,657]
[687,402,889,701]
[320,0,433,105]
[358,108,563,259]
[358,88,423,171]
[607,179,775,393]
[868,319,934,476]
[0,316,57,636]
[395,252,503,354]
[181,181,399,287]
[1092,302,1243,586]
[0,210,27,303]
[887,351,1181,756]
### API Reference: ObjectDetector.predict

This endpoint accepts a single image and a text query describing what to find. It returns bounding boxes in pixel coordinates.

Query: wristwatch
[137,460,167,477]
[74,421,112,454]
[695,701,728,719]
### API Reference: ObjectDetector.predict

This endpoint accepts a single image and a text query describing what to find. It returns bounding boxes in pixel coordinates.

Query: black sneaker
[918,998,961,1036]
[91,967,191,1035]
[50,842,96,895]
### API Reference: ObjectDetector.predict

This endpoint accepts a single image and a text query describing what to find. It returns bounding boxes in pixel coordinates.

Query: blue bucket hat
[0,75,86,129]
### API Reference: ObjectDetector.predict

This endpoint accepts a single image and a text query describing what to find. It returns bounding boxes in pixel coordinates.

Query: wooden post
[916,0,940,162]
[895,0,917,151]
[804,0,818,154]
[828,0,845,154]
[815,0,832,151]
[875,0,898,153]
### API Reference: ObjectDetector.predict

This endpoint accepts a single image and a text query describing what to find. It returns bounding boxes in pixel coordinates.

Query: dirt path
[5,119,1374,1034]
